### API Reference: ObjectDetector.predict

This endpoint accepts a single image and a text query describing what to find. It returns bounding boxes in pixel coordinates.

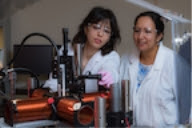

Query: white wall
[10,0,191,56]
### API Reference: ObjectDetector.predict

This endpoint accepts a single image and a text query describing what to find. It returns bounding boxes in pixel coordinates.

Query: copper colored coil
[4,98,52,124]
[31,88,49,98]
[14,111,51,118]
[15,98,51,113]
[14,114,51,122]
[57,110,74,123]
[57,98,80,114]
[82,92,110,109]
[77,105,94,125]
[82,92,110,102]
[57,102,94,125]
[58,109,74,116]
[57,98,81,123]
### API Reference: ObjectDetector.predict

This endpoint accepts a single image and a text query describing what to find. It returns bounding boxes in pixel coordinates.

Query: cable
[5,32,61,89]
[8,33,60,68]
[9,67,40,88]
[125,117,131,128]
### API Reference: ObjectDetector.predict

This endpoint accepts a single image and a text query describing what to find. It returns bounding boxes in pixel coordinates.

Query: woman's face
[84,20,111,50]
[133,16,162,53]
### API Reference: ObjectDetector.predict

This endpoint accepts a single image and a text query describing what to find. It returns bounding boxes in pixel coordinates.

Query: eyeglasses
[133,27,157,35]
[88,23,112,36]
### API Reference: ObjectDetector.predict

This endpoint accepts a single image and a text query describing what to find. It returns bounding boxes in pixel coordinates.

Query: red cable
[125,118,130,128]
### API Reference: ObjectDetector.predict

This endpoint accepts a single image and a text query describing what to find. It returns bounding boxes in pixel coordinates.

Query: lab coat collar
[129,43,165,71]
[152,43,165,71]
[129,49,140,68]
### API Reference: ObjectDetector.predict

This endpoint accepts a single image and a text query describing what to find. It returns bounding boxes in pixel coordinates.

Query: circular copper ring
[77,105,94,125]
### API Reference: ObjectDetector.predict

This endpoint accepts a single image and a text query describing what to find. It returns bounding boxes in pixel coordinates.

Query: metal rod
[110,83,121,112]
[94,96,106,128]
[76,44,82,76]
[121,80,130,113]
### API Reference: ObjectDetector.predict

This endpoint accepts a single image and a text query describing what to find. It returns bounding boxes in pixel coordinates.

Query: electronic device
[13,45,55,75]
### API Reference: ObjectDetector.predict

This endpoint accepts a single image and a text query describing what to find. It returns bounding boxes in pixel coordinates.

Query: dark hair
[72,6,121,55]
[134,11,164,41]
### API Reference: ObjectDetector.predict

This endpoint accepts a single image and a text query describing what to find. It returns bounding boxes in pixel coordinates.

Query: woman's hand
[98,70,113,88]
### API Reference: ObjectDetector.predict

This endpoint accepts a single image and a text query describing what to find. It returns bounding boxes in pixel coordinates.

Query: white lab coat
[44,46,120,93]
[120,43,178,127]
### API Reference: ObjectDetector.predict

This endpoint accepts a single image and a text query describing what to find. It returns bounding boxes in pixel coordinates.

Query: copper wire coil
[30,88,50,98]
[14,114,51,123]
[14,111,52,118]
[57,98,94,125]
[82,92,110,102]
[57,92,110,126]
[57,110,74,123]
[57,98,81,119]
[4,97,52,124]
[15,98,51,113]
[77,105,94,125]
[82,92,110,109]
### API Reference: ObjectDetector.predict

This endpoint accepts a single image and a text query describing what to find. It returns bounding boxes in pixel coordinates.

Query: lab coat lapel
[82,51,102,74]
[129,54,139,81]
[129,51,139,80]
[152,43,165,71]
[128,53,140,116]
[129,53,139,100]
[140,44,165,85]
